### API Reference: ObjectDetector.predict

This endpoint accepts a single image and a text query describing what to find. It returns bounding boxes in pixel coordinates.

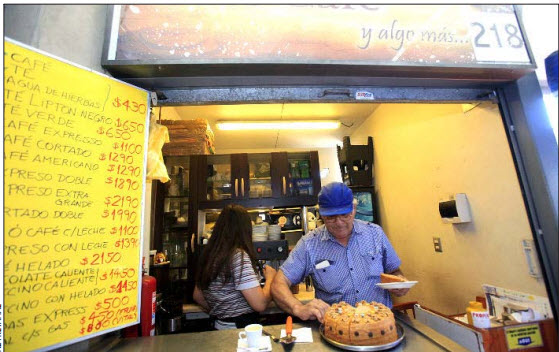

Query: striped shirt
[280,220,401,307]
[202,250,261,319]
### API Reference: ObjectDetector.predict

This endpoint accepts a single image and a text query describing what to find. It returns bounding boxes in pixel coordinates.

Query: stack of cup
[252,223,268,242]
[268,224,281,240]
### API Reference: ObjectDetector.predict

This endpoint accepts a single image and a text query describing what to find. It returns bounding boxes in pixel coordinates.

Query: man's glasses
[322,213,353,223]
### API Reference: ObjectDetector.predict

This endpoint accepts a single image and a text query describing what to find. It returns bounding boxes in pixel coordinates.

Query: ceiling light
[216,120,340,131]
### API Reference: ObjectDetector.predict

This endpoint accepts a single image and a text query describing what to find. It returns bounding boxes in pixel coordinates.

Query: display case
[196,151,321,209]
[150,155,197,304]
[164,156,191,224]
[200,153,272,202]
[271,151,321,199]
[203,154,234,201]
[248,153,273,199]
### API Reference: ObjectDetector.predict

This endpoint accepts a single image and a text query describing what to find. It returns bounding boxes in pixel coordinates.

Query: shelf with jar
[248,156,273,198]
[167,166,189,197]
[164,199,189,225]
[197,206,318,248]
[162,156,192,226]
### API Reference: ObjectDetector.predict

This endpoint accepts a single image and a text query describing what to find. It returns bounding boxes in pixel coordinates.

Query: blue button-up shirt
[280,220,401,307]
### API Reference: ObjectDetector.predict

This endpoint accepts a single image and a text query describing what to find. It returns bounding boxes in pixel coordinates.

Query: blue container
[545,51,558,94]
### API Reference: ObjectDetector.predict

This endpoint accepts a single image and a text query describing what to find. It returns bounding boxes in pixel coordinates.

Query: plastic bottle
[466,301,490,328]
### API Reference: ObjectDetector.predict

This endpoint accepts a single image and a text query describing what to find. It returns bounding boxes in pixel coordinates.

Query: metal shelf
[170,223,189,229]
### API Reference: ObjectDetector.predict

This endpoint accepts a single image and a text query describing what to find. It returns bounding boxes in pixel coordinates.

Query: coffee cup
[239,324,262,348]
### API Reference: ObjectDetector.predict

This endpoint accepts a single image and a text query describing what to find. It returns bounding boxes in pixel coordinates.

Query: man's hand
[386,269,410,297]
[292,299,330,323]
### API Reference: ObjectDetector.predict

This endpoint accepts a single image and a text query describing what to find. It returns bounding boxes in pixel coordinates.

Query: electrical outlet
[433,237,443,253]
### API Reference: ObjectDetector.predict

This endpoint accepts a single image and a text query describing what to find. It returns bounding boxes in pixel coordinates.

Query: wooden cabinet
[195,153,251,204]
[271,151,321,206]
[152,150,321,249]
[196,151,321,209]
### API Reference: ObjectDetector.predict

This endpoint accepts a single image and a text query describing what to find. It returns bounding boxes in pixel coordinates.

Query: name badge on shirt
[315,260,331,270]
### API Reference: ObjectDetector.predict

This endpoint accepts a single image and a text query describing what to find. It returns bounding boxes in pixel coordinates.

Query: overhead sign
[109,4,532,67]
[4,39,150,351]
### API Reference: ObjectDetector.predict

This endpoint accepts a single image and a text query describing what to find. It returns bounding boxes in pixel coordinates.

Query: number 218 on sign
[470,13,530,64]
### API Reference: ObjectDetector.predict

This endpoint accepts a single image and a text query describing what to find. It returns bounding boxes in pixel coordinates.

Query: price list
[3,39,149,352]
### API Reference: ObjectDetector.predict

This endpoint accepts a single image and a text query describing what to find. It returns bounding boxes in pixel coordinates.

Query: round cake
[323,300,398,346]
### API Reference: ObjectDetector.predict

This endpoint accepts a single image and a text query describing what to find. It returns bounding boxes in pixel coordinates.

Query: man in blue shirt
[271,182,409,322]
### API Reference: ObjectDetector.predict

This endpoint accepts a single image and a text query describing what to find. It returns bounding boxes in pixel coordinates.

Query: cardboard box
[161,119,215,155]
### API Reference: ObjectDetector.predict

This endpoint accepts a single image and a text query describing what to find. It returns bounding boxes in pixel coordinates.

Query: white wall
[351,103,548,314]
[4,5,108,74]
[154,106,182,121]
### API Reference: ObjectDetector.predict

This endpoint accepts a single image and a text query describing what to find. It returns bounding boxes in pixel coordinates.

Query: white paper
[482,284,553,319]
[491,296,547,322]
[237,336,271,352]
[280,327,313,343]
[315,260,330,270]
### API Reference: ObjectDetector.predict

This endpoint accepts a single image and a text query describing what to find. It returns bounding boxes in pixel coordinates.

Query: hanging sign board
[3,38,150,351]
[108,4,532,67]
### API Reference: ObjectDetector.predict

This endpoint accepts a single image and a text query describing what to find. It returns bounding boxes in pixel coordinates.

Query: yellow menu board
[3,39,150,351]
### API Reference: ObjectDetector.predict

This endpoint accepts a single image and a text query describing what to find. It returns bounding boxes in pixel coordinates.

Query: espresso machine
[253,240,289,285]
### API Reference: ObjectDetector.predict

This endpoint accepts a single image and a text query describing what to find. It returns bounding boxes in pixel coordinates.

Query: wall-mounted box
[439,193,472,224]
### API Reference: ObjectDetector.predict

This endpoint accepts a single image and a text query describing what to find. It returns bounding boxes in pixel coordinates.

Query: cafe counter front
[176,285,557,352]
[109,313,470,352]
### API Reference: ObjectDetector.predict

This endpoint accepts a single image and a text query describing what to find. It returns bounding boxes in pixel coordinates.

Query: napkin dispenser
[439,193,472,224]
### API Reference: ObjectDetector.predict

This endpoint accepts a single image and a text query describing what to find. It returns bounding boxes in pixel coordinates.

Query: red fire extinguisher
[141,271,157,336]
[123,260,157,338]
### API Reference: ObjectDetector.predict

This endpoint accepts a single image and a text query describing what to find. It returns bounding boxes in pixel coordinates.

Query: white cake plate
[319,322,404,351]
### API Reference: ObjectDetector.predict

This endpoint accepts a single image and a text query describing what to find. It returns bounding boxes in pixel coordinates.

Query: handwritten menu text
[3,39,149,352]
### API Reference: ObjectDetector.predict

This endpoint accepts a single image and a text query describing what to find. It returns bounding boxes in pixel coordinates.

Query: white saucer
[237,336,272,352]
[376,281,418,289]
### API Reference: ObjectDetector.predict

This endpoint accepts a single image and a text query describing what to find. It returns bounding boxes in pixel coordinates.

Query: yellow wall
[350,103,548,314]
[154,106,182,120]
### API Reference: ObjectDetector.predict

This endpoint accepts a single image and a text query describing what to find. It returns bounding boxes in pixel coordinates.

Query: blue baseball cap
[318,182,354,216]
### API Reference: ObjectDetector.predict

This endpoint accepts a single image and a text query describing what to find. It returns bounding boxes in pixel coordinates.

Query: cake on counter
[324,300,398,346]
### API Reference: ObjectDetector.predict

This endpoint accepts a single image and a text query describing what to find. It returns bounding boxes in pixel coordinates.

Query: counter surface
[110,314,470,351]
[184,283,315,317]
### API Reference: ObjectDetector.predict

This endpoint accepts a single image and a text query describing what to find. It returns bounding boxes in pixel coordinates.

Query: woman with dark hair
[193,204,277,329]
